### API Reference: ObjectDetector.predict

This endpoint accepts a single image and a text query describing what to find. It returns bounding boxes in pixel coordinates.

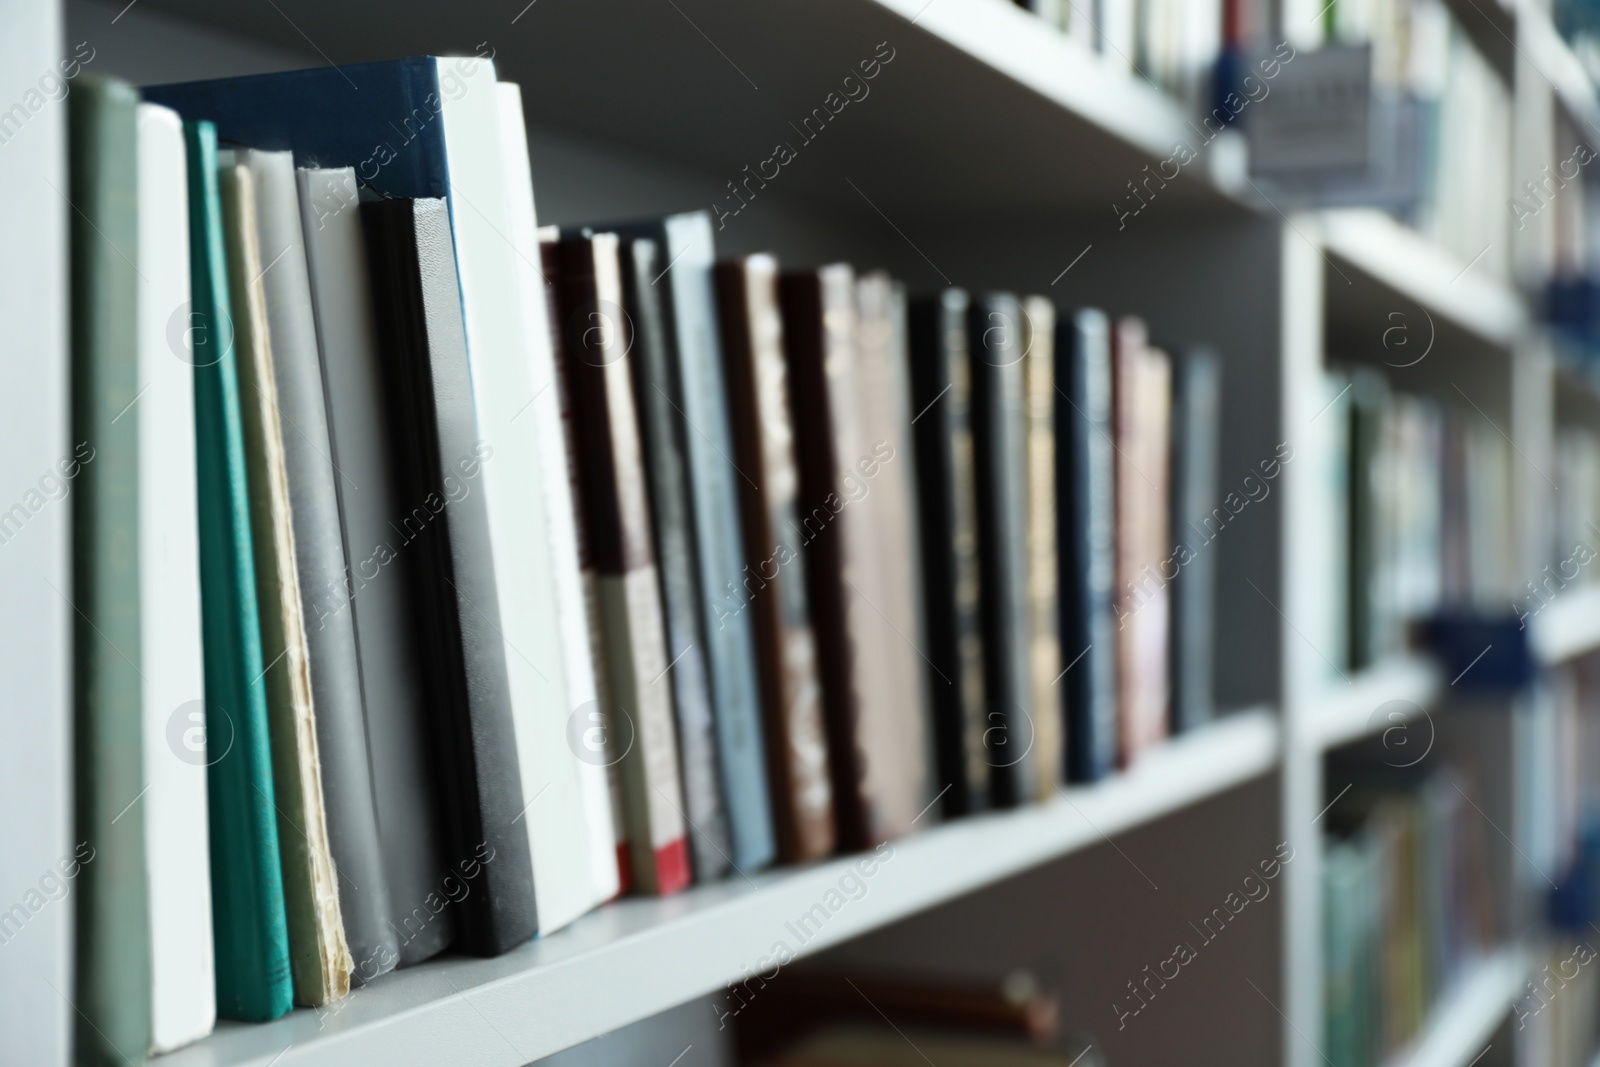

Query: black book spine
[1060,309,1118,781]
[909,290,989,816]
[360,197,537,955]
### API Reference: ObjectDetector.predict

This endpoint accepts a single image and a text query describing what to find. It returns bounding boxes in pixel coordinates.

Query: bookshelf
[6,0,1600,1064]
[152,711,1277,1067]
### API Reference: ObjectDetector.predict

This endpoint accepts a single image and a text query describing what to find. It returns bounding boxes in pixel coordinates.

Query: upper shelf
[1318,209,1527,354]
[130,0,1249,227]
[1300,654,1443,753]
[1519,2,1600,137]
[1529,581,1600,665]
[152,709,1278,1067]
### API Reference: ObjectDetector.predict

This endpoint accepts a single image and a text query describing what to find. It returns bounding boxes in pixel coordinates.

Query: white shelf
[1529,581,1600,664]
[1519,3,1600,136]
[1378,945,1530,1067]
[1302,655,1444,753]
[152,710,1278,1067]
[1319,209,1527,352]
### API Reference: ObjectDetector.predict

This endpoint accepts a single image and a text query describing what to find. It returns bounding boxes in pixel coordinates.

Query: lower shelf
[1379,944,1530,1067]
[154,709,1279,1067]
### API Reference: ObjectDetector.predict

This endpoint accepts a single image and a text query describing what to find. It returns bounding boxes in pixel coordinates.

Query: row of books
[66,56,1226,1060]
[1321,763,1496,1066]
[1311,369,1516,678]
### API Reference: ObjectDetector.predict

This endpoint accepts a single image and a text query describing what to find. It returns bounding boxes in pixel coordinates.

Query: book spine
[659,213,776,873]
[715,256,836,864]
[70,78,154,1058]
[539,234,632,894]
[1112,320,1171,763]
[182,119,293,1022]
[551,233,690,895]
[969,294,1037,806]
[241,148,356,1006]
[781,266,873,850]
[1170,349,1221,734]
[622,237,729,882]
[361,197,537,955]
[295,166,420,977]
[908,291,989,815]
[1061,309,1118,782]
[1022,296,1063,796]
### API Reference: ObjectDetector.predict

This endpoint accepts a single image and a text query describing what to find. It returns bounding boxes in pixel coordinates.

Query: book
[619,235,730,881]
[217,151,352,1006]
[851,273,935,837]
[538,226,632,893]
[1059,309,1118,782]
[1021,295,1063,796]
[136,100,216,1053]
[908,290,990,814]
[969,293,1037,804]
[246,148,384,996]
[296,166,429,976]
[496,84,620,913]
[183,119,292,1022]
[783,265,931,847]
[70,77,153,1062]
[607,212,776,874]
[545,230,692,895]
[361,196,538,953]
[715,254,837,863]
[1111,318,1171,764]
[1169,348,1221,734]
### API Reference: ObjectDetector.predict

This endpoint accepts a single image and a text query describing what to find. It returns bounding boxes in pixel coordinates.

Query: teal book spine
[184,120,293,1022]
[70,77,151,1067]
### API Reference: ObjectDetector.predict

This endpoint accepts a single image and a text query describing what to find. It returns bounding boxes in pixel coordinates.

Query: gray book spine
[296,167,421,975]
[621,236,730,880]
[655,212,776,871]
[1171,349,1220,734]
[1062,309,1118,781]
[969,293,1037,807]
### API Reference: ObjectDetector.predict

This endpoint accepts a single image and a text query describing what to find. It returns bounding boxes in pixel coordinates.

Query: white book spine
[495,80,620,913]
[136,101,216,1053]
[438,60,606,933]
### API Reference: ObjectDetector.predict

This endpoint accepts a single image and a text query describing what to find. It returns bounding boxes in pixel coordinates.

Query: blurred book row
[61,54,1231,1061]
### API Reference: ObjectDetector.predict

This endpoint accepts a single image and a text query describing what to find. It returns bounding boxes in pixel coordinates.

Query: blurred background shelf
[1379,944,1530,1067]
[1530,583,1600,665]
[1301,655,1444,753]
[151,710,1279,1067]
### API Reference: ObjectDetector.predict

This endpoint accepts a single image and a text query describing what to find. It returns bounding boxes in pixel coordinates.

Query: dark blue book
[1059,310,1119,781]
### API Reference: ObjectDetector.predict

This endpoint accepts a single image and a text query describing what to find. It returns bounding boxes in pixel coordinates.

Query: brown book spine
[1112,318,1171,764]
[715,255,835,863]
[1022,296,1063,797]
[548,232,689,894]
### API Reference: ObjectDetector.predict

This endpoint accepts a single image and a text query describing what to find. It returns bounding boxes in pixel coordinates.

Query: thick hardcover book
[1169,349,1221,734]
[1021,296,1064,796]
[148,59,565,937]
[715,254,837,863]
[1112,318,1172,764]
[183,120,292,1022]
[296,167,429,976]
[969,293,1038,805]
[137,101,216,1053]
[218,154,353,1008]
[546,231,691,895]
[1059,309,1118,782]
[70,78,152,1063]
[496,84,620,916]
[621,235,731,880]
[908,290,989,815]
[361,197,538,952]
[782,266,931,848]
[606,213,775,873]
